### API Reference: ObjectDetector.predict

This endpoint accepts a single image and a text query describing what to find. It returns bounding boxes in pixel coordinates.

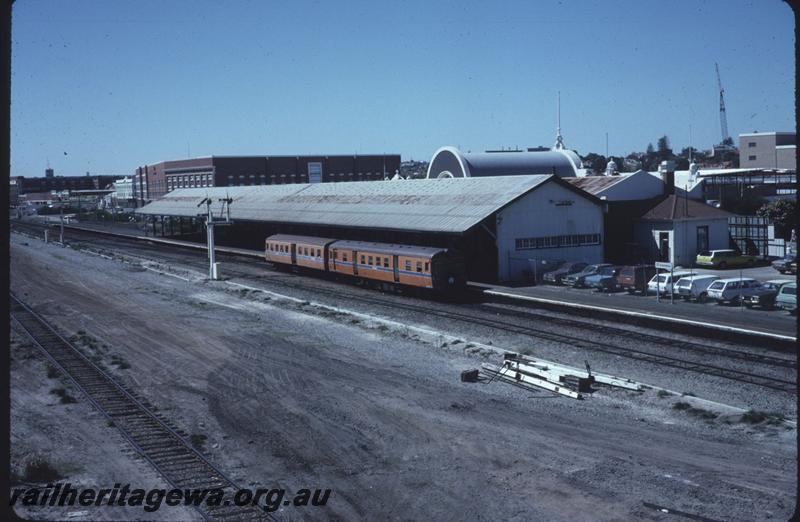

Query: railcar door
[291,243,297,265]
[352,250,358,275]
[393,255,399,282]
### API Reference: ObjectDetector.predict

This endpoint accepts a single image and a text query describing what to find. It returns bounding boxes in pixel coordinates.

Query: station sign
[655,261,673,270]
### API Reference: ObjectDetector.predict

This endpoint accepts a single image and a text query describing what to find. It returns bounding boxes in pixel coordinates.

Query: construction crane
[715,62,731,144]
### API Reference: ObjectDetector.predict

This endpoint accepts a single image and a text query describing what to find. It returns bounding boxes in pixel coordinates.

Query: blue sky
[10,0,795,177]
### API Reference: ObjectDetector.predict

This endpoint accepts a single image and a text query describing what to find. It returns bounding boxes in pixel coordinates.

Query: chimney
[659,160,675,195]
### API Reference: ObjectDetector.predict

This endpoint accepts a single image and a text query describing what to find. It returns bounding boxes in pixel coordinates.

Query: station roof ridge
[137,175,593,234]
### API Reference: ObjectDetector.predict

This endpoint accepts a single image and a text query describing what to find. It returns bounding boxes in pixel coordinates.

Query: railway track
[13,221,796,394]
[10,294,275,522]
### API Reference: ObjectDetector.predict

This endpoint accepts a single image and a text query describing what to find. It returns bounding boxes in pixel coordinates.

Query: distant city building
[739,132,796,170]
[133,154,401,206]
[9,178,19,205]
[12,174,118,194]
[45,167,54,178]
[112,177,134,201]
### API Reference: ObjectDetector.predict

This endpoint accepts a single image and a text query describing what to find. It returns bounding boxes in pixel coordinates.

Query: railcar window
[416,261,422,272]
[383,258,389,268]
[317,249,322,257]
[343,253,348,261]
[368,256,373,265]
[425,262,429,271]
[405,260,412,271]
[361,255,365,264]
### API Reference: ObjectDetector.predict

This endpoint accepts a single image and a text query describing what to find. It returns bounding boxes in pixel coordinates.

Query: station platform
[471,281,796,346]
[24,217,796,346]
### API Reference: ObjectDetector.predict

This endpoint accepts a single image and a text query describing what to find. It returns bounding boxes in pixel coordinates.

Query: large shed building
[137,175,604,282]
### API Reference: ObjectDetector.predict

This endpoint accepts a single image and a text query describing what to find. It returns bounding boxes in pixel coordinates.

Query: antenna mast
[553,91,565,150]
[715,62,730,143]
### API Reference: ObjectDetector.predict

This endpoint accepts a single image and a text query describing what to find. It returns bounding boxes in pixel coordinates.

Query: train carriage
[265,234,335,271]
[328,239,465,291]
[265,234,466,293]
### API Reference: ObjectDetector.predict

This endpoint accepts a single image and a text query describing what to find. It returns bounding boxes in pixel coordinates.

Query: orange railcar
[265,234,335,272]
[265,234,466,292]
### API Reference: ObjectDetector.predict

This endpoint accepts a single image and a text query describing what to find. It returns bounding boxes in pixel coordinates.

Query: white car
[674,274,720,302]
[647,271,693,295]
[706,277,760,304]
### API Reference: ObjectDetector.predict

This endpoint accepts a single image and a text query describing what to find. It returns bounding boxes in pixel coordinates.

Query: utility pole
[197,194,233,280]
[59,204,64,243]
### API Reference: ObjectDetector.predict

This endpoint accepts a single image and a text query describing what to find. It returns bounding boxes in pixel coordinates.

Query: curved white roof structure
[426,146,583,180]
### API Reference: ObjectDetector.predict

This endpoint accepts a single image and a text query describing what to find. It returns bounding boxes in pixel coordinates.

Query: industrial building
[133,154,401,206]
[739,132,796,170]
[136,175,604,282]
[12,171,117,195]
[426,146,584,179]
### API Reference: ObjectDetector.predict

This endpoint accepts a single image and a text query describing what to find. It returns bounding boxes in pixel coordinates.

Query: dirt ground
[9,233,797,521]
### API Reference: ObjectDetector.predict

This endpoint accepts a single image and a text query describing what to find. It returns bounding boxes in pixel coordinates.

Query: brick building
[133,154,401,206]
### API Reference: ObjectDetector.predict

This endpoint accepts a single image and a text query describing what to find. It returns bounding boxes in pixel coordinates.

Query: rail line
[10,294,275,522]
[250,275,796,393]
[13,221,796,393]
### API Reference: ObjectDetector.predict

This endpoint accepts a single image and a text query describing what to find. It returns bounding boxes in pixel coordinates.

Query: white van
[647,271,693,295]
[674,274,720,302]
[706,277,759,304]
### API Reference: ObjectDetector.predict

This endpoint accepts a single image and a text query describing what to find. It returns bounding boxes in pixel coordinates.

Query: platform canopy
[136,175,567,234]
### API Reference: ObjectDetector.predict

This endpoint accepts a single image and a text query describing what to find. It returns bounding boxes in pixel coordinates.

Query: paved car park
[483,259,797,338]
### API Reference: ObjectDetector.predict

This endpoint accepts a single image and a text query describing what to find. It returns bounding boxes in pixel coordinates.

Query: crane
[715,62,730,144]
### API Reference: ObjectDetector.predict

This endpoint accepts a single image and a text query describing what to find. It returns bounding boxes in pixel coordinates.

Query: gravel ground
[9,325,201,521]
[10,232,797,521]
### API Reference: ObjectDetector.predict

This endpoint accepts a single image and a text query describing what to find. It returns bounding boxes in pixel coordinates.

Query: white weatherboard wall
[634,218,729,266]
[496,182,604,281]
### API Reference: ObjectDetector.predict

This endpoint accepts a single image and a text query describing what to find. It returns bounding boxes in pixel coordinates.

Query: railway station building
[136,175,605,282]
[133,154,401,207]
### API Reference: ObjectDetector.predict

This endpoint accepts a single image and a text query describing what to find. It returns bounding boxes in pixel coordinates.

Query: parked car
[790,261,797,275]
[542,261,588,285]
[743,280,795,310]
[695,249,757,269]
[705,277,760,304]
[586,266,623,292]
[617,265,657,294]
[647,271,694,295]
[775,282,797,314]
[674,274,720,302]
[771,254,797,274]
[563,264,614,288]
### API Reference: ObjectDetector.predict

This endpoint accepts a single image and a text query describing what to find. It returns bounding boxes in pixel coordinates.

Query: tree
[657,135,670,153]
[757,199,797,240]
[646,143,654,155]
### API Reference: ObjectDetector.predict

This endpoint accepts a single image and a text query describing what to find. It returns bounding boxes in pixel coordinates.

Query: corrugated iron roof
[564,175,627,194]
[136,175,555,234]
